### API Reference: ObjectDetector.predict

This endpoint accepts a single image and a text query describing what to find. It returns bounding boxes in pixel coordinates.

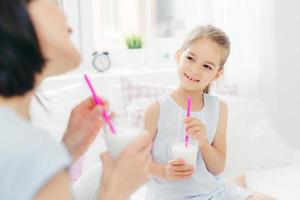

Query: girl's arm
[144,101,165,178]
[199,101,228,175]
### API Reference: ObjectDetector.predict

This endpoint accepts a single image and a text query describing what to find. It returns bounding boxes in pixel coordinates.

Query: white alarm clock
[92,51,111,72]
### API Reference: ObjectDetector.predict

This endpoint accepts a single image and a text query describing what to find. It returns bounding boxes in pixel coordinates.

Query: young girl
[144,25,276,200]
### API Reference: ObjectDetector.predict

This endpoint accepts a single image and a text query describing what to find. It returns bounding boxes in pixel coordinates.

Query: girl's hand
[62,96,109,161]
[164,159,194,180]
[184,117,210,149]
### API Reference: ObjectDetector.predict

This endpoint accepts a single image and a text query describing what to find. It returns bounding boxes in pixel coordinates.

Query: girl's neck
[0,92,33,120]
[171,85,204,110]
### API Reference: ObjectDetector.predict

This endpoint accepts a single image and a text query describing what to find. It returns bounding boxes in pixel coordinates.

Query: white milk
[104,125,141,159]
[172,142,198,168]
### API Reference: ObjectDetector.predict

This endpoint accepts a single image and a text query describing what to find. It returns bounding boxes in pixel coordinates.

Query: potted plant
[125,35,145,68]
[125,35,143,49]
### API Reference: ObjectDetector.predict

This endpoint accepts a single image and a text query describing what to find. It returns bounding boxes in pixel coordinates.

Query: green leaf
[125,35,143,49]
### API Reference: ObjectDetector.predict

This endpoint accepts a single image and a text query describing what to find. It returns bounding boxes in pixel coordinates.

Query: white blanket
[72,163,300,200]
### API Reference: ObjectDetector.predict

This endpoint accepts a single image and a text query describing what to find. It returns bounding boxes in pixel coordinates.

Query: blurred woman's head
[0,0,80,98]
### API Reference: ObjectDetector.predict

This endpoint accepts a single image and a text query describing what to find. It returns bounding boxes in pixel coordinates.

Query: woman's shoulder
[0,107,68,156]
[0,107,71,168]
[0,107,71,199]
[1,123,71,175]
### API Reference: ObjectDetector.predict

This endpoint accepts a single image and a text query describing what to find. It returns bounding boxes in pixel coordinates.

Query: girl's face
[176,38,224,92]
[28,0,81,80]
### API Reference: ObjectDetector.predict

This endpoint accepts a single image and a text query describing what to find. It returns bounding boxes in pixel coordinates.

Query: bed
[30,71,300,199]
[72,161,300,200]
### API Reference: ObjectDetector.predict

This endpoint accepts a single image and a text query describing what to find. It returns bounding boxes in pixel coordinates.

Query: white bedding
[245,165,300,200]
[72,163,300,200]
[131,164,300,200]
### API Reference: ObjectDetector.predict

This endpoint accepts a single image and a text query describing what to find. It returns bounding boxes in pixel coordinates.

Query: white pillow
[118,77,173,127]
[120,77,173,109]
[125,97,152,127]
[222,95,298,176]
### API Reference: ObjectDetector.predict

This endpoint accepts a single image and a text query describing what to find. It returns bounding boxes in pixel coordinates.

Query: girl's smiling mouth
[184,73,200,82]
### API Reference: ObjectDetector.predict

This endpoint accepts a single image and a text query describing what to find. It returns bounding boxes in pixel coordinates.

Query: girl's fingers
[187,127,206,137]
[187,126,202,133]
[168,159,186,166]
[174,174,193,180]
[185,121,204,129]
[185,123,205,132]
[173,165,194,172]
[185,119,200,126]
[184,117,196,122]
[184,117,203,123]
[173,170,194,176]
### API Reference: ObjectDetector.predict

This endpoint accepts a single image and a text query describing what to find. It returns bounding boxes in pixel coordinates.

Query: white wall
[274,0,300,149]
[61,0,94,71]
[257,0,279,141]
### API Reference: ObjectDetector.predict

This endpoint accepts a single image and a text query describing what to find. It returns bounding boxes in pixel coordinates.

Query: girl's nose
[189,67,201,76]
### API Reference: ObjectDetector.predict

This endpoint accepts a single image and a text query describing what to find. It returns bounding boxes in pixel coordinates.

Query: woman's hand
[164,159,194,181]
[185,117,210,149]
[98,133,152,200]
[62,96,109,161]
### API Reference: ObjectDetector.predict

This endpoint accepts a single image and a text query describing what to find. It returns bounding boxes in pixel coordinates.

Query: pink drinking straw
[84,74,116,134]
[185,96,191,147]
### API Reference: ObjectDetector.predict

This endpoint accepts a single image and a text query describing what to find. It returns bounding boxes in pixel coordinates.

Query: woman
[0,0,152,199]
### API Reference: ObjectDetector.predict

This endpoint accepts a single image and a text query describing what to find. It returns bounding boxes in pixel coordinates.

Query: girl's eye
[203,64,213,70]
[68,27,73,34]
[186,56,194,62]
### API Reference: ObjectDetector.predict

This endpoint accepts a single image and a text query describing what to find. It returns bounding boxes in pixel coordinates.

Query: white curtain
[210,0,277,104]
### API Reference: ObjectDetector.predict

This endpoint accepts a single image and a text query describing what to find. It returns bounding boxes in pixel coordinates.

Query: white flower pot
[126,48,145,69]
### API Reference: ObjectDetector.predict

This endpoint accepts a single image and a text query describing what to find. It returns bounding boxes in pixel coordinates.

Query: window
[92,0,214,49]
[92,0,147,50]
[89,0,215,67]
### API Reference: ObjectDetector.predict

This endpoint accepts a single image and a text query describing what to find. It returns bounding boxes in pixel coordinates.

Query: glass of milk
[103,116,144,159]
[171,141,198,168]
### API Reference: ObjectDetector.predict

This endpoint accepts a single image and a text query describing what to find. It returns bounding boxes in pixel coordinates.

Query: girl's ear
[175,49,181,64]
[213,68,224,81]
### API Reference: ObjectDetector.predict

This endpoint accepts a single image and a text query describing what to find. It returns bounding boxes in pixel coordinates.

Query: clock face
[92,52,111,72]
